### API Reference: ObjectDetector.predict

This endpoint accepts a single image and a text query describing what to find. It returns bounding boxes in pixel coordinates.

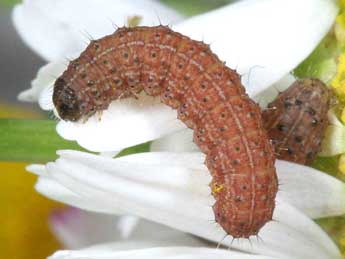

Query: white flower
[28,149,344,258]
[12,0,184,61]
[319,107,345,156]
[13,0,343,258]
[15,0,337,153]
[49,208,205,250]
[49,246,283,259]
[151,129,345,219]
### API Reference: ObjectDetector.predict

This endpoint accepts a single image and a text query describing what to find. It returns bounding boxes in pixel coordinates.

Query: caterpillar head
[53,77,82,122]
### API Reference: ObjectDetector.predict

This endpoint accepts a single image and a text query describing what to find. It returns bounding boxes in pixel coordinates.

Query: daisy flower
[12,0,345,258]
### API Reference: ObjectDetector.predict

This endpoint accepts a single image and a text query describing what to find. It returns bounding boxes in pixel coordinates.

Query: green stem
[160,0,235,16]
[0,119,151,163]
[0,119,83,162]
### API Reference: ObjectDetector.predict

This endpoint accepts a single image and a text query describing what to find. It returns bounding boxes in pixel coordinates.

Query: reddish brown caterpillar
[53,25,278,238]
[262,78,330,165]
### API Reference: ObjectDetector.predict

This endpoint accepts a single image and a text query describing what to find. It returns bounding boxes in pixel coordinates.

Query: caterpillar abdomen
[53,25,278,238]
[262,78,330,165]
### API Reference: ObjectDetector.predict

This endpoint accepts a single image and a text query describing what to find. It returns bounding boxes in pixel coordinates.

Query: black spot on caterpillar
[263,78,330,165]
[53,25,278,238]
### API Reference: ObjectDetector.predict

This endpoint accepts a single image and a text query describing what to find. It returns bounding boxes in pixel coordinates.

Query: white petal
[26,0,336,153]
[276,160,345,218]
[253,74,296,108]
[50,207,121,249]
[327,108,344,127]
[34,162,206,249]
[116,215,141,239]
[28,164,118,213]
[100,151,120,158]
[38,72,291,153]
[35,176,114,214]
[18,61,66,107]
[49,246,281,259]
[319,108,345,156]
[150,129,198,153]
[34,150,341,258]
[319,125,345,156]
[151,117,345,219]
[174,0,337,96]
[13,0,184,61]
[55,94,185,152]
[50,207,204,250]
[32,65,185,152]
[27,164,47,176]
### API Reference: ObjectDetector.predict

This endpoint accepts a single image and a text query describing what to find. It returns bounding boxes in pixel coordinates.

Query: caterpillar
[53,25,278,238]
[262,78,330,165]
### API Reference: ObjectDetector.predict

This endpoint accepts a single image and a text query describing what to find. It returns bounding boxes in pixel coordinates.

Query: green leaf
[0,119,84,163]
[116,142,151,157]
[293,34,338,84]
[316,216,345,254]
[319,125,345,157]
[311,155,340,176]
[0,0,19,7]
[0,119,151,163]
[160,0,235,16]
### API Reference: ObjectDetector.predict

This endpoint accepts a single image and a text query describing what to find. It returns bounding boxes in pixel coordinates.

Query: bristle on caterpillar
[53,25,278,238]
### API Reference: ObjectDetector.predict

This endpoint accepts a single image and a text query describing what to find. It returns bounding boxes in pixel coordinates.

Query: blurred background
[0,1,62,258]
[0,0,44,108]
